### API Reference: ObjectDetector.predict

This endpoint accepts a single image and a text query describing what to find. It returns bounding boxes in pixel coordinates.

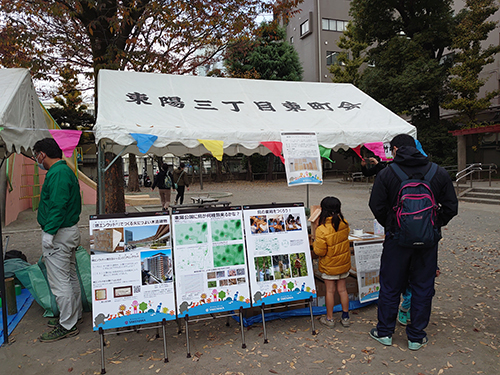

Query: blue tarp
[233,299,376,327]
[0,289,34,344]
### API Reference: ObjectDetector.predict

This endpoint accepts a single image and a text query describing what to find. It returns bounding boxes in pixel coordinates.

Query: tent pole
[199,156,203,191]
[0,220,8,345]
[97,140,105,214]
[306,185,310,210]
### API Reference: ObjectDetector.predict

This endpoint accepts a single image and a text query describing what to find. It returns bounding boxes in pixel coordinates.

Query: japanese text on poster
[281,132,323,186]
[353,240,383,303]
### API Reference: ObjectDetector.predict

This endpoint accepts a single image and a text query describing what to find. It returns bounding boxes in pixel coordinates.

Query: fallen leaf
[269,370,278,374]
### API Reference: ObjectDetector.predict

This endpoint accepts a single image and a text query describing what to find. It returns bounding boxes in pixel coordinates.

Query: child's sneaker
[397,308,410,326]
[341,317,350,327]
[369,328,392,346]
[319,316,336,328]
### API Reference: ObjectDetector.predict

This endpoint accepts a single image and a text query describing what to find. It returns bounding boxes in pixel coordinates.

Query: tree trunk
[105,152,126,213]
[216,159,222,182]
[128,154,141,192]
[247,157,253,181]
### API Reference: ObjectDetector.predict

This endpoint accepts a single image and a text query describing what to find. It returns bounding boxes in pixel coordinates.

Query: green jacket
[37,160,81,235]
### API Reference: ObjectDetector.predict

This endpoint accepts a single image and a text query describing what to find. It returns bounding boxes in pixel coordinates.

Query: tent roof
[94,69,416,156]
[0,68,50,156]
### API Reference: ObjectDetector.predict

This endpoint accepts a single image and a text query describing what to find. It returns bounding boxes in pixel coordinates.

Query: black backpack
[390,163,441,249]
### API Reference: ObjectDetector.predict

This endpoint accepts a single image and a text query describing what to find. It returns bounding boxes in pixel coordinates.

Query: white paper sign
[353,240,384,303]
[243,203,316,306]
[281,132,323,186]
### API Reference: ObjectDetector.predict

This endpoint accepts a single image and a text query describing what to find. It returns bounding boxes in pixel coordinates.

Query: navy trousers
[376,236,438,342]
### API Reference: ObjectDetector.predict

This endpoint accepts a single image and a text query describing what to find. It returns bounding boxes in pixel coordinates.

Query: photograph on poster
[285,214,302,231]
[249,215,268,234]
[92,227,125,252]
[267,214,285,233]
[272,254,291,279]
[95,289,107,300]
[254,256,273,282]
[289,253,308,278]
[140,249,173,285]
[124,224,170,251]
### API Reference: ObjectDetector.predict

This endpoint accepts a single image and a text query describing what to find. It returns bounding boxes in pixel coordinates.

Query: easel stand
[98,319,169,374]
[260,296,317,344]
[184,306,246,358]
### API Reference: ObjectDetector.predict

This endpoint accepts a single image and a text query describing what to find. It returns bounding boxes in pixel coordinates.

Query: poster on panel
[353,240,383,303]
[243,203,316,306]
[281,132,323,186]
[89,212,176,331]
[171,206,251,318]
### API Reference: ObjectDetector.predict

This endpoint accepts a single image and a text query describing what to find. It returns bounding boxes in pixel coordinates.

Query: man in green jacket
[34,138,82,342]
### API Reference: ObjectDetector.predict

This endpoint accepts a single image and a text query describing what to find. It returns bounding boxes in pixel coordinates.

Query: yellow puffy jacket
[313,217,351,276]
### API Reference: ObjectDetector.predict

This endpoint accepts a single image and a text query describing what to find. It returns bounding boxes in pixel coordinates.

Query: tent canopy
[0,68,50,157]
[94,69,416,156]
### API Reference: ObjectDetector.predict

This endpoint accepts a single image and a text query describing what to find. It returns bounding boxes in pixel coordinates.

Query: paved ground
[1,178,499,375]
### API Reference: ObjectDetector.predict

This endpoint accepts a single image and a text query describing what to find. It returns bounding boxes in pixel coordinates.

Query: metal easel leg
[185,315,191,358]
[99,327,106,374]
[309,296,317,335]
[261,303,268,344]
[239,307,246,349]
[162,319,169,363]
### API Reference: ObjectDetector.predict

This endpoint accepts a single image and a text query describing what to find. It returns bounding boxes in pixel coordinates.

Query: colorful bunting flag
[130,133,158,154]
[49,129,82,158]
[260,141,285,164]
[415,139,427,157]
[318,145,334,163]
[364,142,393,161]
[352,145,362,159]
[198,139,224,161]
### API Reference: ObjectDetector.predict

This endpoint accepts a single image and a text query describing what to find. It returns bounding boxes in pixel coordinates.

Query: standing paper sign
[171,206,251,318]
[353,240,384,303]
[243,203,316,306]
[281,132,323,186]
[89,212,176,331]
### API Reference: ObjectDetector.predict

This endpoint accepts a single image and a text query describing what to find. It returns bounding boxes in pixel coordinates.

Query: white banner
[353,240,384,303]
[281,132,323,186]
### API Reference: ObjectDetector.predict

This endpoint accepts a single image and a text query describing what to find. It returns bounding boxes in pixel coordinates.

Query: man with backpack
[368,134,458,350]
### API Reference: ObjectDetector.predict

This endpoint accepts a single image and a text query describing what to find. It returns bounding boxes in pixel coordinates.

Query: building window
[300,20,310,36]
[326,51,340,66]
[290,36,294,44]
[322,18,348,32]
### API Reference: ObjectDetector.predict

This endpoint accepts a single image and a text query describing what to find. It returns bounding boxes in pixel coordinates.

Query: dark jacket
[368,146,458,234]
[173,167,189,187]
[152,169,173,190]
[361,160,387,177]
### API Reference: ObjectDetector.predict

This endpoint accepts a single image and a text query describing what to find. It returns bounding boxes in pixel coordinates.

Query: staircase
[458,187,500,205]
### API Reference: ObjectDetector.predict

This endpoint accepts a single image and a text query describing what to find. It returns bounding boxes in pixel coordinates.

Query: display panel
[89,212,176,331]
[171,206,251,318]
[243,203,316,306]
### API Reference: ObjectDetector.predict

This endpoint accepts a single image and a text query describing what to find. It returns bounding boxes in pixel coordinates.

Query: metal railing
[455,163,498,192]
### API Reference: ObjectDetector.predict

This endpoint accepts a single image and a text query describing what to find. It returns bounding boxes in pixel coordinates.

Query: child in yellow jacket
[313,196,351,328]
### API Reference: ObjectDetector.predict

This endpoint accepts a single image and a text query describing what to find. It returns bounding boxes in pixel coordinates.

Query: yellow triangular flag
[198,139,224,161]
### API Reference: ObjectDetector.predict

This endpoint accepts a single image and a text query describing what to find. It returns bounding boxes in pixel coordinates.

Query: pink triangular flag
[260,141,285,164]
[49,129,82,158]
[364,142,391,161]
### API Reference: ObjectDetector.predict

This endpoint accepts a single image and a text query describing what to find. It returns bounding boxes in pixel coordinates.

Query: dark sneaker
[47,317,83,328]
[369,328,392,346]
[319,316,336,328]
[40,324,79,342]
[408,336,428,351]
[397,309,410,326]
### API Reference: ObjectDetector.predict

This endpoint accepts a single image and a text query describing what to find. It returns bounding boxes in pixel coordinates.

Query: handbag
[174,170,184,190]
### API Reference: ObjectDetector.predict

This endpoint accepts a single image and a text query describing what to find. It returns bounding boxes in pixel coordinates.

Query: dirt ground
[1,178,499,375]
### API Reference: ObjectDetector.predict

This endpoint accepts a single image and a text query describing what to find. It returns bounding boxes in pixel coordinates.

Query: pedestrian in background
[152,163,174,211]
[173,162,189,205]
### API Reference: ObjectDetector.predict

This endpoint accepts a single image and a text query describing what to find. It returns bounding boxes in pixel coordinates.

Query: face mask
[36,153,47,170]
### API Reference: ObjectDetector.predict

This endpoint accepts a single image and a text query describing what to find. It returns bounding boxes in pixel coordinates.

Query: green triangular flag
[319,145,334,163]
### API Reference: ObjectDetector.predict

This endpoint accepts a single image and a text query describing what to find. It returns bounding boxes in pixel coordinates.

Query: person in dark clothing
[173,162,189,205]
[361,157,387,177]
[151,164,174,211]
[368,134,458,351]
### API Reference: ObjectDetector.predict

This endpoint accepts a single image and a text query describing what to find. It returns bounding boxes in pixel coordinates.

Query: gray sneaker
[408,336,428,351]
[319,316,336,328]
[341,317,350,327]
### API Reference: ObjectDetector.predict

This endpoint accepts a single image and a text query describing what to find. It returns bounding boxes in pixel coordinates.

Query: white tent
[94,69,416,156]
[0,68,50,157]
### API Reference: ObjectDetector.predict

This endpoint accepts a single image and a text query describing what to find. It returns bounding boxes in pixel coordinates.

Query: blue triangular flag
[130,133,158,154]
[415,139,427,157]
